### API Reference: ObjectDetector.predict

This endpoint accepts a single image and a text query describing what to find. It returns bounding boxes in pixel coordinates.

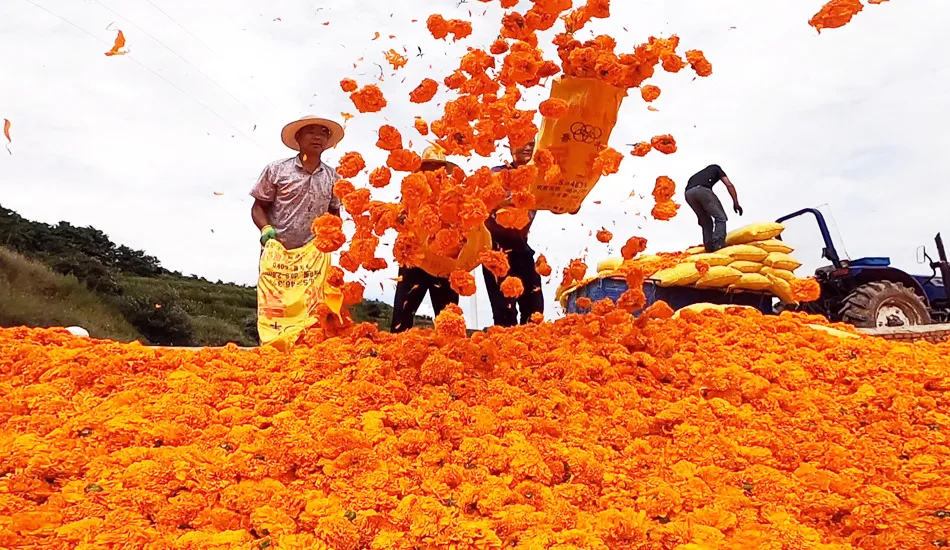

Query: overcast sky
[2,0,947,328]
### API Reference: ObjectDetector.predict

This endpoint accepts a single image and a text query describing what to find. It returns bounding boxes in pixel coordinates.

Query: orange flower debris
[500,276,525,298]
[685,49,712,77]
[336,152,366,178]
[534,254,552,277]
[340,78,358,92]
[349,84,387,113]
[809,0,865,32]
[384,48,408,70]
[368,166,392,188]
[376,125,403,151]
[594,147,623,175]
[651,134,678,155]
[630,141,652,157]
[621,235,649,260]
[449,270,477,296]
[480,249,510,278]
[427,14,473,41]
[413,117,429,135]
[539,98,569,118]
[640,84,661,102]
[596,228,613,243]
[409,78,439,104]
[310,213,346,252]
[104,29,128,56]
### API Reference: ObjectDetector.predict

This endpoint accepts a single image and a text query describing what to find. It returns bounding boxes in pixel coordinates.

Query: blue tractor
[777,208,950,328]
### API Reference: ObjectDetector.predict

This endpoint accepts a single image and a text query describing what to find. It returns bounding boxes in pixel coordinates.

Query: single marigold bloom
[511,191,536,210]
[653,176,676,202]
[500,276,525,298]
[434,303,466,339]
[427,14,449,39]
[311,214,346,253]
[528,311,543,323]
[350,84,387,113]
[568,259,588,282]
[447,19,473,40]
[400,172,431,209]
[792,277,822,302]
[539,98,569,119]
[685,49,712,77]
[617,287,646,313]
[595,147,623,176]
[341,188,371,215]
[339,78,358,93]
[393,232,424,266]
[596,229,613,243]
[368,167,392,189]
[376,125,403,151]
[444,70,468,90]
[652,200,680,221]
[533,149,555,171]
[640,84,661,102]
[630,142,652,157]
[695,260,710,276]
[362,257,388,271]
[449,271,477,297]
[387,149,423,172]
[651,134,677,155]
[661,53,686,73]
[480,249,510,278]
[621,236,648,260]
[333,179,355,199]
[414,118,429,136]
[544,165,562,186]
[336,152,366,178]
[809,0,864,32]
[576,297,592,309]
[339,250,361,272]
[384,49,408,70]
[490,39,509,55]
[535,254,552,277]
[341,281,365,306]
[409,78,439,104]
[326,265,345,287]
[429,228,463,258]
[495,207,531,230]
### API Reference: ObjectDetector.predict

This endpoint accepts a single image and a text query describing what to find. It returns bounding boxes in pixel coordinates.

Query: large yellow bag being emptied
[767,273,798,305]
[725,222,785,245]
[761,266,795,281]
[686,253,734,267]
[531,77,627,214]
[753,239,794,254]
[764,252,802,272]
[653,263,702,287]
[806,324,860,339]
[695,266,743,288]
[731,273,773,291]
[718,244,768,263]
[684,245,706,255]
[673,302,755,318]
[417,225,492,278]
[731,261,764,274]
[258,239,343,351]
[597,258,624,273]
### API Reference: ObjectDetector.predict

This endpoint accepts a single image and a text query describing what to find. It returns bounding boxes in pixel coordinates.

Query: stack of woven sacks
[650,221,805,303]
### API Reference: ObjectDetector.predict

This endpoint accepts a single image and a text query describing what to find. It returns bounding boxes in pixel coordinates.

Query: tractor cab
[776,208,950,327]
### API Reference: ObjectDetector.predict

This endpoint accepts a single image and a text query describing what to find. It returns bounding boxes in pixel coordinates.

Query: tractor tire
[839,281,931,328]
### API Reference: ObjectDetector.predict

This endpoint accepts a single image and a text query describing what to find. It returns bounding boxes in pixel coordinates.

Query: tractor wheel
[839,281,931,328]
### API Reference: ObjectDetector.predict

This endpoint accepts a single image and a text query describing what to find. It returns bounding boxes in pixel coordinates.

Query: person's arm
[721,175,743,216]
[250,164,278,242]
[328,170,342,217]
[251,199,272,230]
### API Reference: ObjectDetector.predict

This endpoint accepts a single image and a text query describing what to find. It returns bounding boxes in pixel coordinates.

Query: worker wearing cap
[391,147,491,333]
[251,116,344,249]
[684,164,743,252]
[483,139,544,326]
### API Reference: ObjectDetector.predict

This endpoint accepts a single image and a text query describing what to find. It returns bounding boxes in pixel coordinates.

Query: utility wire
[21,0,266,152]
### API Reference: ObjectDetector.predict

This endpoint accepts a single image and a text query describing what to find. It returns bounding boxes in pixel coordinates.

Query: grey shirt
[250,156,341,250]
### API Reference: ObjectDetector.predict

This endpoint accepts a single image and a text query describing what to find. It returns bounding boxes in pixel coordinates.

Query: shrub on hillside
[117,290,196,347]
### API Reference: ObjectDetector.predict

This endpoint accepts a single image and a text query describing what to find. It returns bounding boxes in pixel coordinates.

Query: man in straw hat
[250,115,345,250]
[390,145,491,333]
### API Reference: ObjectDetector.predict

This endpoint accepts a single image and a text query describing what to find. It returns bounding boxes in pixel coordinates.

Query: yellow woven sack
[673,303,755,318]
[695,265,743,288]
[806,324,860,339]
[531,77,628,214]
[686,253,733,267]
[597,258,624,273]
[417,225,492,278]
[753,239,794,254]
[725,222,785,245]
[731,273,773,291]
[257,239,343,351]
[718,244,768,263]
[684,245,706,255]
[653,263,702,287]
[764,252,802,272]
[767,273,798,305]
[761,266,795,281]
[731,261,764,274]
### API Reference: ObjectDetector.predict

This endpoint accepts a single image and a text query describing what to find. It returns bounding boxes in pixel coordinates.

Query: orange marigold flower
[384,49,408,70]
[511,191,536,210]
[533,149,555,171]
[595,147,623,175]
[494,207,531,230]
[661,53,686,73]
[400,172,431,208]
[630,142,652,157]
[695,260,710,275]
[621,236,648,260]
[792,277,822,302]
[490,39,509,55]
[576,297,592,310]
[640,84,661,102]
[429,228,463,258]
[685,49,712,77]
[480,249,510,278]
[617,287,646,313]
[809,0,864,33]
[651,200,680,221]
[376,125,403,151]
[444,70,468,90]
[651,134,677,155]
[447,19,473,40]
[410,78,439,104]
[500,0,519,8]
[652,176,676,202]
[311,214,346,253]
[342,281,365,306]
[500,276,524,298]
[535,254,552,277]
[414,118,429,136]
[596,229,613,243]
[336,152,366,178]
[340,78,358,92]
[326,265,345,287]
[339,250,361,272]
[539,98,569,118]
[387,149,423,172]
[333,179,356,199]
[350,84,387,113]
[528,311,543,323]
[427,14,450,39]
[362,257,388,271]
[434,303,467,339]
[568,259,587,282]
[393,232,424,266]
[369,167,392,189]
[341,188,371,215]
[449,271,477,297]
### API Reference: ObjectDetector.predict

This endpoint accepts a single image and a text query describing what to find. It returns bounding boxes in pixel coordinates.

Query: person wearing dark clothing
[483,141,544,326]
[684,164,743,252]
[390,266,459,332]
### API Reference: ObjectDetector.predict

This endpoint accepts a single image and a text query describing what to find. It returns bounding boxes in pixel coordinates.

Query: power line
[20,0,266,152]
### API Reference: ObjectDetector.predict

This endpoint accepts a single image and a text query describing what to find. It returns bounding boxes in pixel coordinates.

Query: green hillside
[0,204,427,346]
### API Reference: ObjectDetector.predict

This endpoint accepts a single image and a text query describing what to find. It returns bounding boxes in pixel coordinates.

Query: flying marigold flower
[651,134,677,155]
[414,118,429,136]
[336,152,366,178]
[480,249,510,278]
[449,271,477,297]
[494,207,531,230]
[630,142,652,157]
[341,189,371,215]
[384,49,408,70]
[651,200,680,221]
[535,254,552,277]
[621,236,648,260]
[792,277,822,302]
[695,260,710,275]
[311,214,346,253]
[350,84,387,113]
[342,281,365,306]
[569,259,588,282]
[400,172,431,208]
[500,276,525,298]
[640,84,661,102]
[490,39,509,55]
[617,287,646,313]
[326,265,345,287]
[595,147,623,175]
[652,176,676,202]
[596,229,613,243]
[410,78,439,104]
[340,78,358,92]
[333,179,356,199]
[809,0,865,33]
[576,297,593,310]
[387,149,423,172]
[376,125,403,151]
[685,49,712,77]
[539,98,569,118]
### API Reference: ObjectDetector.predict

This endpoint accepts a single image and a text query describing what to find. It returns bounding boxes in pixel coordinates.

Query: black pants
[390,267,459,333]
[685,187,728,251]
[483,240,544,327]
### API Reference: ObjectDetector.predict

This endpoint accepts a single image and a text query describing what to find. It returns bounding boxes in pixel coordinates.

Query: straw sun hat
[280,115,345,151]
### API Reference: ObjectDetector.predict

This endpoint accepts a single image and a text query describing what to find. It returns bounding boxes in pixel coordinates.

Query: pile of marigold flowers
[3,303,950,549]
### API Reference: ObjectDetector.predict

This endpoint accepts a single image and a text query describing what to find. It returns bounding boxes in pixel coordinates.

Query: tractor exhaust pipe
[936,233,950,303]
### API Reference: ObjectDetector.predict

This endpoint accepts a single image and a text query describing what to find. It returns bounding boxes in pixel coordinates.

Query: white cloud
[2,0,948,327]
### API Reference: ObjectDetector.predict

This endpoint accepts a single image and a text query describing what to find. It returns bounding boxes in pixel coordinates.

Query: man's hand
[734,203,744,216]
[260,225,277,246]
